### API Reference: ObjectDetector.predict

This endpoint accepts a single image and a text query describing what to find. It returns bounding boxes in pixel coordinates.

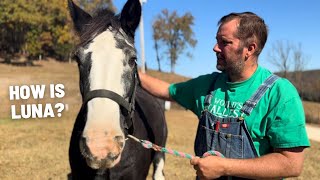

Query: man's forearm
[192,147,305,179]
[222,149,304,179]
[139,72,172,101]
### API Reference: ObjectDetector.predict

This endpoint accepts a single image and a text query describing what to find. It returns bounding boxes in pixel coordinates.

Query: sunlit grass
[0,60,319,179]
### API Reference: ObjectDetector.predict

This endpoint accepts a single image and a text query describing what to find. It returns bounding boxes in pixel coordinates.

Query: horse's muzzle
[79,132,125,169]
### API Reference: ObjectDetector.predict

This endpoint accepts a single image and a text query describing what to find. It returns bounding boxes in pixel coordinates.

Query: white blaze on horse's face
[68,0,141,169]
[82,28,135,168]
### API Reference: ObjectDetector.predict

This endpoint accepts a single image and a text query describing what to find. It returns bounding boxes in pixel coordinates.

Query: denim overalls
[194,74,279,179]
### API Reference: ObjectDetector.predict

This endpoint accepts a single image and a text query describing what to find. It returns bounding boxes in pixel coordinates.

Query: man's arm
[191,147,306,179]
[139,71,173,101]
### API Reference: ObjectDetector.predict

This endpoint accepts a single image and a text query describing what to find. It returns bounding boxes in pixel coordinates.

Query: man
[139,12,310,179]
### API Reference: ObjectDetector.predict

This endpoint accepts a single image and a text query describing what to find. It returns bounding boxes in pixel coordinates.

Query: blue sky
[114,0,320,78]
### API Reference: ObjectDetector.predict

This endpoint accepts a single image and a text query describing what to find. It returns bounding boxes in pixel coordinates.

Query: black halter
[81,64,139,135]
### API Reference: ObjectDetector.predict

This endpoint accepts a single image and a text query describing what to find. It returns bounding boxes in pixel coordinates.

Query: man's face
[213,19,246,75]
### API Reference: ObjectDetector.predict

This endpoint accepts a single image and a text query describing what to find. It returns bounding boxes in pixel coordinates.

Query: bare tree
[293,43,308,73]
[268,40,292,78]
[269,40,310,99]
[292,43,309,99]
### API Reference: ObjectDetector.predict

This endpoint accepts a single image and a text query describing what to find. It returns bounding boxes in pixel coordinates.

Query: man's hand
[190,147,306,179]
[190,156,226,180]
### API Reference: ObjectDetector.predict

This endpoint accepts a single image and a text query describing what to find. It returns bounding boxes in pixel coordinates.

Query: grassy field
[0,60,319,179]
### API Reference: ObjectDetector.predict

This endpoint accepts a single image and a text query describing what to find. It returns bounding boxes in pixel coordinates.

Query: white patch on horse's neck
[83,29,126,132]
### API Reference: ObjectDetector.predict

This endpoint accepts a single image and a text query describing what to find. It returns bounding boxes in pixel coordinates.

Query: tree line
[1,1,315,102]
[268,40,319,102]
[0,0,196,74]
[0,0,115,63]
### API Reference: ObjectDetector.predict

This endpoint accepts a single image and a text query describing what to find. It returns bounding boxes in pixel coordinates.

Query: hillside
[148,67,320,124]
[0,60,319,124]
[145,69,191,83]
[0,60,191,118]
[148,68,320,86]
[276,69,320,102]
[286,69,320,81]
[0,60,319,179]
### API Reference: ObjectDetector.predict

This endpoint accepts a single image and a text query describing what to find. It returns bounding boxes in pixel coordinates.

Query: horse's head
[68,0,141,169]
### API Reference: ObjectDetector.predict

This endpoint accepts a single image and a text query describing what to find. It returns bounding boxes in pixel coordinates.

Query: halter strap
[83,89,131,112]
[81,63,139,134]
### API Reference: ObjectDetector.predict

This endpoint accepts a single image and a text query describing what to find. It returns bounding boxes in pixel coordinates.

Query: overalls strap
[241,74,279,116]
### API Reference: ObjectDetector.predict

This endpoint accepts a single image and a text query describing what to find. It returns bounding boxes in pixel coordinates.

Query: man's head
[213,12,268,76]
[219,12,268,56]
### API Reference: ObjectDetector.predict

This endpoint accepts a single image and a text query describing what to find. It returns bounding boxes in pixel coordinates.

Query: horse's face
[68,0,141,169]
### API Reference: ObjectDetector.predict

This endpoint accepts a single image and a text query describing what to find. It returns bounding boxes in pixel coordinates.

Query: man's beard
[216,55,245,73]
[227,58,245,77]
[216,47,245,76]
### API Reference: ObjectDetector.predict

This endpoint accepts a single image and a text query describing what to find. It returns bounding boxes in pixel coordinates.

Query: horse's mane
[78,9,121,47]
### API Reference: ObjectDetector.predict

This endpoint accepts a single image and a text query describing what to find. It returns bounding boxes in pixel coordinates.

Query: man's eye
[222,40,230,46]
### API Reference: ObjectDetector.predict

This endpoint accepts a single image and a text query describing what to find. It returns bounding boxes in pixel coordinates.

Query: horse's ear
[120,0,141,37]
[68,0,92,34]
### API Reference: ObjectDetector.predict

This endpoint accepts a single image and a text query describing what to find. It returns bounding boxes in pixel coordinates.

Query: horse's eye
[128,57,137,67]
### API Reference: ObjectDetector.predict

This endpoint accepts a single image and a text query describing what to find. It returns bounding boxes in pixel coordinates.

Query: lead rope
[127,135,225,159]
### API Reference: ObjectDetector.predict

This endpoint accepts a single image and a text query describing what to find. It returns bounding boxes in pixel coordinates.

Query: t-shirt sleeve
[168,73,216,116]
[267,92,310,148]
[169,80,197,111]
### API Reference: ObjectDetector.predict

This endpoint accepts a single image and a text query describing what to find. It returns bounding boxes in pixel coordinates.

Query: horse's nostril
[107,152,120,161]
[114,135,124,142]
[114,135,124,148]
[79,137,91,159]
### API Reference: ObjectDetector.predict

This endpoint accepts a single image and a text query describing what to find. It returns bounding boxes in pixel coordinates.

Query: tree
[293,43,308,77]
[76,0,116,14]
[152,9,197,73]
[268,40,309,78]
[152,20,163,72]
[268,40,310,99]
[0,0,117,63]
[292,43,309,99]
[268,40,292,78]
[0,0,71,61]
[0,0,50,63]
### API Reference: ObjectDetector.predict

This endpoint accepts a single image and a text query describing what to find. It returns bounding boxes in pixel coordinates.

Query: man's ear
[67,0,92,34]
[246,42,257,58]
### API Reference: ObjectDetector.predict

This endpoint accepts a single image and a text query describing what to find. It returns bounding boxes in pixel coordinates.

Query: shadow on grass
[0,60,42,67]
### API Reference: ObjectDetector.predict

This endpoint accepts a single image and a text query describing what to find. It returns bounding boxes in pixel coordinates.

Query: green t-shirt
[169,66,310,156]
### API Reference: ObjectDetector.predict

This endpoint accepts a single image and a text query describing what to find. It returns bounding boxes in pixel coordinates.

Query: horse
[67,0,168,179]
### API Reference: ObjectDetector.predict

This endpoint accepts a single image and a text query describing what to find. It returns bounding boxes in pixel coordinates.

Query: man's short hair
[218,12,268,56]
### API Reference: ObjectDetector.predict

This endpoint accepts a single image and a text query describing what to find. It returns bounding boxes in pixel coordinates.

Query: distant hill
[147,68,320,83]
[145,68,320,124]
[276,69,320,102]
[276,69,320,83]
[146,68,320,103]
[301,69,320,80]
[142,69,191,110]
[299,69,320,86]
[144,69,191,83]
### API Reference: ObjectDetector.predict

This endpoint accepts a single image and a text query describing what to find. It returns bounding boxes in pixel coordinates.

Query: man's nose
[213,43,220,53]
